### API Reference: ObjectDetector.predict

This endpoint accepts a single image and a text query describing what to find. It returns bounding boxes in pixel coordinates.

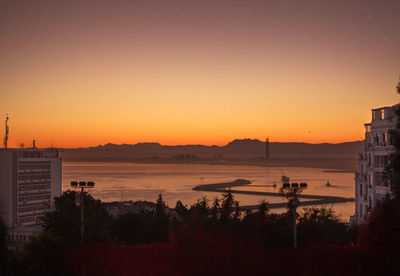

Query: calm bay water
[62,162,355,221]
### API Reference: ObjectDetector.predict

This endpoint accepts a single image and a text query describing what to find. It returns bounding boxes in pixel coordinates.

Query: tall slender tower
[265,137,270,160]
[3,115,9,148]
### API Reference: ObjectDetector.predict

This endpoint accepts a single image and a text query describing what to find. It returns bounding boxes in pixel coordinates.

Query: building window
[373,110,383,121]
[18,193,51,203]
[374,134,379,145]
[376,172,382,186]
[374,155,389,168]
[18,162,51,171]
[360,184,363,196]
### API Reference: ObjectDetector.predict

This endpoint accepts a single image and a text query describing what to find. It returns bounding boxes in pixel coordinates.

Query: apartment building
[0,148,61,241]
[354,103,399,224]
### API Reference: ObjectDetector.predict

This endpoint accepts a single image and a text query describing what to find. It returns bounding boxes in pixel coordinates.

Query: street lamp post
[279,181,307,248]
[71,181,95,276]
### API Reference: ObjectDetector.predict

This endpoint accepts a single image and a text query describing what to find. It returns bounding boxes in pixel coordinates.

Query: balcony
[376,185,390,195]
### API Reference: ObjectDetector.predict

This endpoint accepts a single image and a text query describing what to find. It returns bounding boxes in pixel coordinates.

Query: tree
[41,190,111,245]
[111,213,161,245]
[220,189,234,220]
[15,191,111,275]
[258,199,270,216]
[188,196,209,222]
[17,233,74,276]
[210,197,220,220]
[357,197,400,274]
[297,206,347,246]
[232,200,241,220]
[153,194,169,242]
[155,194,168,220]
[174,200,188,218]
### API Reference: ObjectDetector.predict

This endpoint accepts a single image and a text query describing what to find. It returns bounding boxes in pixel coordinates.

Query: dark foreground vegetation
[1,189,400,276]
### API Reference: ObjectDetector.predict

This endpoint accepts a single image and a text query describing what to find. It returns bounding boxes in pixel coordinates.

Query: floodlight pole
[291,196,299,248]
[71,181,95,276]
[279,181,307,249]
[81,186,84,246]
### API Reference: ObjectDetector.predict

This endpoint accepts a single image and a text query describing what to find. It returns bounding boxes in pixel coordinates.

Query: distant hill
[221,139,363,157]
[59,139,364,170]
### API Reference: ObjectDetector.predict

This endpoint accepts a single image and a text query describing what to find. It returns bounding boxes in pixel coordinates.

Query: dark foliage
[357,197,400,275]
[241,210,292,248]
[297,206,348,246]
[9,191,111,275]
[10,187,400,275]
[174,200,188,218]
[111,212,167,245]
[70,243,173,276]
[42,190,112,245]
[15,233,74,276]
[153,193,170,241]
[70,239,367,276]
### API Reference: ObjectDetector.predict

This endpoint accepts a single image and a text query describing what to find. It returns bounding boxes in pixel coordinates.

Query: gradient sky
[0,0,399,148]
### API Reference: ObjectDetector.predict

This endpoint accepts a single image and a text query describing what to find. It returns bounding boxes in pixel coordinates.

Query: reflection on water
[62,162,355,221]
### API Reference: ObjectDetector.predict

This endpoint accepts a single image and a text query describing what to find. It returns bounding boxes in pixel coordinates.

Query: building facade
[354,104,399,224]
[0,148,61,241]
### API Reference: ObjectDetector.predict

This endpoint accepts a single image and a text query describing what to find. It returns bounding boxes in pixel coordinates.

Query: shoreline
[61,160,357,172]
[193,179,354,210]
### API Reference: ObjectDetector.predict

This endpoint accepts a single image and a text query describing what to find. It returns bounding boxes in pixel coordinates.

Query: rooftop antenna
[32,139,37,149]
[3,115,9,149]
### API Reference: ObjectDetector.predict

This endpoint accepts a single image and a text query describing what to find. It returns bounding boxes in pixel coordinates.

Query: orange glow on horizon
[1,1,399,148]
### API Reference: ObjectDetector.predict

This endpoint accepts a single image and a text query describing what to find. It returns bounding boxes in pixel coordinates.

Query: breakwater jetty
[193,179,354,210]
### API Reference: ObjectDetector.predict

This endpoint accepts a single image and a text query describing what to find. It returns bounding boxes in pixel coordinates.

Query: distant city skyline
[1,0,399,148]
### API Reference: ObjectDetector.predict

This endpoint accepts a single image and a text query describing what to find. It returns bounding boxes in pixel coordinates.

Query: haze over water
[62,162,355,221]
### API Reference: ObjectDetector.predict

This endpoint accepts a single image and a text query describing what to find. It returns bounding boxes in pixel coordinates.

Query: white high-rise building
[0,148,61,241]
[354,103,399,225]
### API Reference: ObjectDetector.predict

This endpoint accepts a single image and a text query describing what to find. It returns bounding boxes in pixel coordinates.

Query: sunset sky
[0,0,399,148]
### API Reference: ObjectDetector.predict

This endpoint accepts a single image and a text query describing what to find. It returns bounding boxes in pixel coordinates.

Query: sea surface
[62,162,355,221]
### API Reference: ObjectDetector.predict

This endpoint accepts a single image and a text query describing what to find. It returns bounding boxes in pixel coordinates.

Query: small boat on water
[326,181,331,187]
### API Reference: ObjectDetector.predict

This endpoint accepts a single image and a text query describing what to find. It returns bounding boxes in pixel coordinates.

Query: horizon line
[57,139,364,150]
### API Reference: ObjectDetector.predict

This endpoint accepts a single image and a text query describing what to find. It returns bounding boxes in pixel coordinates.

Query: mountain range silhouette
[59,139,363,170]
